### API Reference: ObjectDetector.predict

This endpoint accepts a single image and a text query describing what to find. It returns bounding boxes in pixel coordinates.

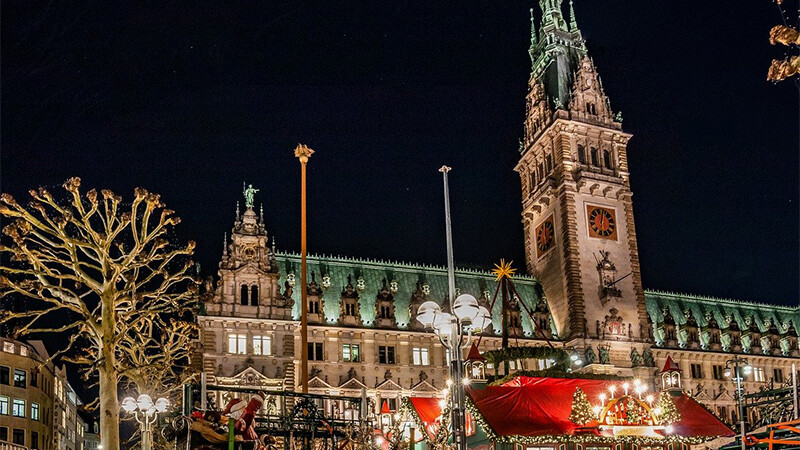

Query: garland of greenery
[401,396,451,446]
[482,346,569,367]
[489,369,624,386]
[462,395,719,446]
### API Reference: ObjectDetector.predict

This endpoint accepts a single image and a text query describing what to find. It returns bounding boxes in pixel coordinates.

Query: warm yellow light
[446,379,454,387]
[653,407,662,416]
[462,378,471,386]
[646,395,654,404]
[438,400,447,409]
[593,406,602,416]
[633,379,641,386]
[441,388,449,397]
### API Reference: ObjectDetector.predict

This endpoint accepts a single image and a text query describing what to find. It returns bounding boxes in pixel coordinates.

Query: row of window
[226,335,433,365]
[577,145,614,170]
[693,363,781,382]
[0,366,32,388]
[0,396,39,420]
[227,335,272,355]
[239,285,259,306]
[2,341,29,357]
[0,427,41,449]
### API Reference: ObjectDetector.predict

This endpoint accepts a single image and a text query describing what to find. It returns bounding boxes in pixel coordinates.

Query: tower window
[309,299,320,314]
[240,285,249,305]
[379,305,391,319]
[603,150,613,169]
[590,148,599,166]
[538,163,544,180]
[586,103,596,115]
[577,145,586,164]
[250,285,259,306]
[545,153,553,173]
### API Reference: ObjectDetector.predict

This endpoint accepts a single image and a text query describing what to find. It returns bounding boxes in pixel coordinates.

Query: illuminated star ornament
[492,259,516,281]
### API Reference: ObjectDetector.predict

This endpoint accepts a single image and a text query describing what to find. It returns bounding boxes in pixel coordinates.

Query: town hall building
[195,0,800,431]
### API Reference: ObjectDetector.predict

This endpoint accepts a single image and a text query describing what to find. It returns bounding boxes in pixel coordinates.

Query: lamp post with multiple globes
[120,394,169,450]
[723,355,752,450]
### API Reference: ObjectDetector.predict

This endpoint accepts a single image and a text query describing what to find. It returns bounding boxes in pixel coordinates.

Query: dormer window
[344,302,357,316]
[379,305,392,319]
[586,102,597,115]
[309,298,321,314]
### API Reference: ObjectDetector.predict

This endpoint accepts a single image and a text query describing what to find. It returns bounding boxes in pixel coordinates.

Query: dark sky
[2,1,798,307]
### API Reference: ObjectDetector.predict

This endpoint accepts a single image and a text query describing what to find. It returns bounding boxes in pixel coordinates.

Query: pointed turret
[568,0,578,32]
[539,0,567,32]
[528,8,538,61]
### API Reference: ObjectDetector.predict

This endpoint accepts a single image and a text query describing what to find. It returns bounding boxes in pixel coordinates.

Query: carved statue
[630,348,643,367]
[584,346,596,365]
[642,347,655,367]
[598,345,610,364]
[419,371,429,383]
[347,367,358,381]
[243,183,259,209]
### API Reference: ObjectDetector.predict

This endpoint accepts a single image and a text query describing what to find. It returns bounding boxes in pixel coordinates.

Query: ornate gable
[568,56,613,121]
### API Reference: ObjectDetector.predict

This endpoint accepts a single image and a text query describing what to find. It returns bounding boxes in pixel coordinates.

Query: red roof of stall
[409,376,733,440]
[661,356,682,373]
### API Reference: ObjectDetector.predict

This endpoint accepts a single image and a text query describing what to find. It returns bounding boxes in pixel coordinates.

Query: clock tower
[515,0,649,344]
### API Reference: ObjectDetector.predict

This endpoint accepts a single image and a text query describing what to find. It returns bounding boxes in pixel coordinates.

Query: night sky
[2,1,798,307]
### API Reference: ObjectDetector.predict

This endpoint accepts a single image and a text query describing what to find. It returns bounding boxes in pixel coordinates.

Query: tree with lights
[654,392,682,425]
[569,387,596,426]
[0,178,198,450]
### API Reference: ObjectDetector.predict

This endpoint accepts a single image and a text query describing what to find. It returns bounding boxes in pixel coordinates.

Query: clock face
[535,215,556,257]
[587,205,617,240]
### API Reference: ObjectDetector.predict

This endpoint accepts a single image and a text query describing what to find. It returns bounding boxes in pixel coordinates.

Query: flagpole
[295,143,314,393]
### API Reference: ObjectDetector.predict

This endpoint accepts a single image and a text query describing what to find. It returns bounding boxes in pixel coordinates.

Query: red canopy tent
[408,376,733,446]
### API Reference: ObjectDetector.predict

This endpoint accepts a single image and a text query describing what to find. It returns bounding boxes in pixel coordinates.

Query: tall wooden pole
[295,143,314,393]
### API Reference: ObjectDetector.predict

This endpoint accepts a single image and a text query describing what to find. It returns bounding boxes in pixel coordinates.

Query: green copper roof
[645,290,800,334]
[275,252,553,337]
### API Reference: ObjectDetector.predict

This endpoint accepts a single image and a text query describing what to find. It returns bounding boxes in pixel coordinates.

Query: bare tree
[0,177,198,450]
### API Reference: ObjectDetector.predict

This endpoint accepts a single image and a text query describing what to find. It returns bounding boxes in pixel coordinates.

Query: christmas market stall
[407,376,733,450]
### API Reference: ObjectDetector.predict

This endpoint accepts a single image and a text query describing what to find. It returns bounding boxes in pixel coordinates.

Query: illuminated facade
[195,0,800,436]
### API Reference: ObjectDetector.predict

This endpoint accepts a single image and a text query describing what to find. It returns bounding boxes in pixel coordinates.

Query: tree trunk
[99,293,120,450]
[99,365,120,450]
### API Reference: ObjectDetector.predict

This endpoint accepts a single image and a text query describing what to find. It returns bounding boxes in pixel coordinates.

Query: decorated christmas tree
[625,397,641,424]
[654,392,682,425]
[569,387,596,426]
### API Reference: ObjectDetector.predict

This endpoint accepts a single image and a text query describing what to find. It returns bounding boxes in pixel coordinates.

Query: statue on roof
[243,183,259,209]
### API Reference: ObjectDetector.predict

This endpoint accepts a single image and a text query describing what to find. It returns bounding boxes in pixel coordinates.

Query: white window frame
[12,399,25,418]
[0,396,8,415]
[228,334,247,355]
[752,367,765,382]
[343,344,360,362]
[2,342,13,353]
[252,336,271,356]
[31,403,39,421]
[412,347,429,366]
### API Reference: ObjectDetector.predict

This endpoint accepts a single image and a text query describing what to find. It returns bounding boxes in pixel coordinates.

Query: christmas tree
[569,387,597,426]
[654,392,682,425]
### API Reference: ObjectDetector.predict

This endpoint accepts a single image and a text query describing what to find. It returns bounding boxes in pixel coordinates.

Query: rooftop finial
[259,203,265,224]
[235,201,240,221]
[272,237,276,254]
[530,8,538,48]
[568,0,578,32]
[223,232,228,256]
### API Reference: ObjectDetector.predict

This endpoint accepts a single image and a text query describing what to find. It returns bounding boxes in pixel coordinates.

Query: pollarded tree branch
[0,177,199,450]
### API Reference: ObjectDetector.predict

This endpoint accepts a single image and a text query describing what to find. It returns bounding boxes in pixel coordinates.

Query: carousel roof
[408,376,733,441]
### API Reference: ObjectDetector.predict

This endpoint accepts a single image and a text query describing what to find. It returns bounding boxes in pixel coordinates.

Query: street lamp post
[415,166,493,450]
[120,394,169,450]
[724,355,752,450]
[295,143,315,393]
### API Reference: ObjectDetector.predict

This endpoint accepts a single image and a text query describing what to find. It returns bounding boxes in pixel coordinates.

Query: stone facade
[0,338,55,450]
[195,0,800,431]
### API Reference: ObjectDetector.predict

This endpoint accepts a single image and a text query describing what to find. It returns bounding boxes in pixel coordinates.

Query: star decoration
[492,259,516,280]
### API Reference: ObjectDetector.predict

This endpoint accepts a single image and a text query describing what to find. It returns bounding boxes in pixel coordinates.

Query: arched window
[577,145,586,164]
[590,147,599,166]
[250,285,259,306]
[586,103,596,115]
[240,285,249,306]
[538,163,544,180]
[545,153,553,173]
[603,150,613,169]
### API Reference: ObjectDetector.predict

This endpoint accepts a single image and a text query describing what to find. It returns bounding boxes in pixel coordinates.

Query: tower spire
[539,0,566,31]
[569,0,578,32]
[259,203,265,225]
[235,201,240,221]
[222,232,228,257]
[529,8,537,50]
